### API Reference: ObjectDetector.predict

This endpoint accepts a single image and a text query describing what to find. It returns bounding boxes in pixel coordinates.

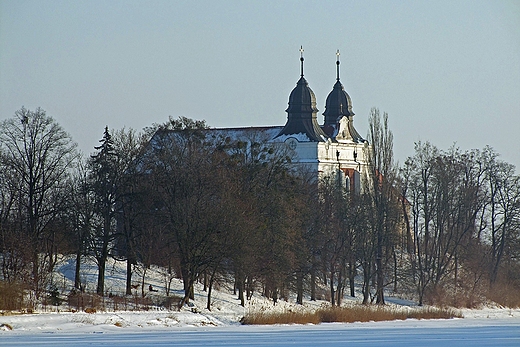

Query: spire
[324,50,354,126]
[300,45,304,77]
[336,49,340,81]
[322,50,364,143]
[276,47,329,142]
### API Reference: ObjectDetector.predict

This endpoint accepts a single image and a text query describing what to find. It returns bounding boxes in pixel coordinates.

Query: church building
[150,48,369,192]
[274,48,368,193]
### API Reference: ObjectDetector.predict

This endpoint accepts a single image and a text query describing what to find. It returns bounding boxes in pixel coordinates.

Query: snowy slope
[1,255,519,335]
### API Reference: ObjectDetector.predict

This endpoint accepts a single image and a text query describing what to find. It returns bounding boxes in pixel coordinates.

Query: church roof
[323,50,354,126]
[276,47,329,142]
[322,50,365,143]
[323,80,354,125]
[150,126,284,147]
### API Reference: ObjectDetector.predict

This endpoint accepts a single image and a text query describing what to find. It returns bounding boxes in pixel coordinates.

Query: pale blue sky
[1,0,519,169]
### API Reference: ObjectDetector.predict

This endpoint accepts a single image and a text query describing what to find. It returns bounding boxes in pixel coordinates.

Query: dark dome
[276,76,328,142]
[286,77,319,114]
[323,80,354,126]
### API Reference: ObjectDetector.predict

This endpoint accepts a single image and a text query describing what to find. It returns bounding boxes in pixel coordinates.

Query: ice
[1,256,519,345]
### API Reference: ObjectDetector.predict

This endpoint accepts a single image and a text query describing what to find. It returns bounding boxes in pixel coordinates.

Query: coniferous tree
[89,126,119,295]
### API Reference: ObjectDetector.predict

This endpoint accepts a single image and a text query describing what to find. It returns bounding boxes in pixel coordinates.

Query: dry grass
[241,310,321,325]
[241,305,462,325]
[405,307,462,320]
[487,282,520,308]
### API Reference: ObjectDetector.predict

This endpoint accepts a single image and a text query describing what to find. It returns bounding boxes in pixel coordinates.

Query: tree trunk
[237,274,245,307]
[140,266,147,298]
[96,256,106,296]
[246,276,252,300]
[126,257,133,295]
[206,266,219,311]
[348,260,355,297]
[181,265,191,304]
[362,264,370,304]
[310,267,316,301]
[330,270,335,306]
[376,255,385,304]
[32,249,40,297]
[393,250,398,293]
[97,217,111,296]
[74,250,82,290]
[165,264,173,296]
[336,267,343,307]
[296,272,303,305]
[375,232,385,305]
[207,274,214,311]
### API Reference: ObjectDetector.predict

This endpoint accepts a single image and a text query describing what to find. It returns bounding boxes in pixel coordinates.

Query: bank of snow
[1,256,519,334]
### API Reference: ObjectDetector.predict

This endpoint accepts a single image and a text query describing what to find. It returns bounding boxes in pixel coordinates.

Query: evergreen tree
[89,126,119,295]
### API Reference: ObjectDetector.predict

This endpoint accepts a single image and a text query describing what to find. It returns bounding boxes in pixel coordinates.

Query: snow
[275,133,311,142]
[1,256,520,346]
[1,318,519,346]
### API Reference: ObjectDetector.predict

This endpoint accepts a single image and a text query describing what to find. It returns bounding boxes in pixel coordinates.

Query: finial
[336,49,340,81]
[300,46,304,77]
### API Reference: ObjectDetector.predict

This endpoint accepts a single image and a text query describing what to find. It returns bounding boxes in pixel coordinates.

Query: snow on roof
[151,126,284,145]
[273,132,311,142]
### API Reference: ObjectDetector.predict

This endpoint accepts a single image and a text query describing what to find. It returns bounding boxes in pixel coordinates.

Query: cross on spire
[300,46,304,77]
[336,49,340,81]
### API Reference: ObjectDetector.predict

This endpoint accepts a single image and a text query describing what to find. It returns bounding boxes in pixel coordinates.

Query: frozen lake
[3,319,520,346]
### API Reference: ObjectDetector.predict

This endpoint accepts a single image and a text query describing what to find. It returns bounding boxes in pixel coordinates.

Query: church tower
[322,50,364,144]
[276,47,329,142]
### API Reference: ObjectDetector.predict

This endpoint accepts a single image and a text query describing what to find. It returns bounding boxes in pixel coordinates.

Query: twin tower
[276,48,365,145]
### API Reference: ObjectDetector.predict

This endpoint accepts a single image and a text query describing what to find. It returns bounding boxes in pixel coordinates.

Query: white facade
[272,51,368,192]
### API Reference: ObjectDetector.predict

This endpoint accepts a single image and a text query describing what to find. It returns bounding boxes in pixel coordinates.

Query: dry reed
[241,305,462,325]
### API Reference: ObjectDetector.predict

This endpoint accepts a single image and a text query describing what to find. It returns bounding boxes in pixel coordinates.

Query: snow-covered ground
[1,256,519,346]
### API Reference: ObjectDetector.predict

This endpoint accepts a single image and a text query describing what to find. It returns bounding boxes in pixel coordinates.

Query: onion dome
[323,50,364,143]
[276,47,329,142]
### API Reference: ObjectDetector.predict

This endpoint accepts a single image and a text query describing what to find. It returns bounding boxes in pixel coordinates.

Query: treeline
[1,107,519,310]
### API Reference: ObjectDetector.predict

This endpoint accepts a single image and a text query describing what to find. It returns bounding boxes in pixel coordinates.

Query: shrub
[487,281,520,308]
[159,295,183,310]
[67,290,103,312]
[422,280,487,309]
[0,281,26,311]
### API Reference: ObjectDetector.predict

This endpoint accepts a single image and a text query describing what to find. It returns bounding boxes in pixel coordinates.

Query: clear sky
[1,0,519,169]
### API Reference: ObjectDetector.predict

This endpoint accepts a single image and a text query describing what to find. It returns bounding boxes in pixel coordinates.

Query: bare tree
[142,118,227,306]
[363,108,400,304]
[0,156,30,284]
[69,160,96,291]
[315,172,354,306]
[0,107,77,295]
[110,128,148,295]
[403,142,485,305]
[480,147,520,285]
